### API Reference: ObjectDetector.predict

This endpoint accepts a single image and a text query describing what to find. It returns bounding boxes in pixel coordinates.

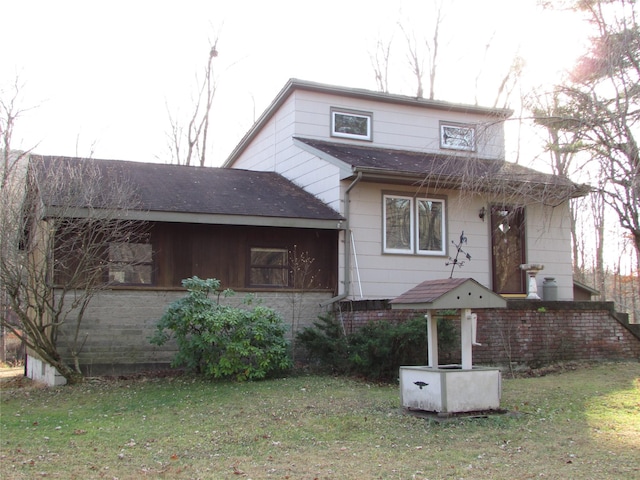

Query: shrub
[150,277,292,381]
[297,313,459,382]
[296,314,350,373]
[347,317,427,381]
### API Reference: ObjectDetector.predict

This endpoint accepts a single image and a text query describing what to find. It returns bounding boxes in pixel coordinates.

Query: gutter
[320,171,363,307]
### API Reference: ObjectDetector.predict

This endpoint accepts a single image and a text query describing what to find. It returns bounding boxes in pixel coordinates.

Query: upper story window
[331,108,372,141]
[440,122,476,151]
[249,247,289,287]
[383,194,446,255]
[108,242,153,285]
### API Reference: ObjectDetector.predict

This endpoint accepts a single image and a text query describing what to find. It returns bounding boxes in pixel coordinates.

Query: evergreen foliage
[297,312,458,382]
[151,277,292,381]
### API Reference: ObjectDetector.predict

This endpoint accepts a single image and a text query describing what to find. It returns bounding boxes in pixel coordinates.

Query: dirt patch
[0,366,24,379]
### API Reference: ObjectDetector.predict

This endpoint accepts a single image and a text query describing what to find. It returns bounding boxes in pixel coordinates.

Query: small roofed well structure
[390,278,507,414]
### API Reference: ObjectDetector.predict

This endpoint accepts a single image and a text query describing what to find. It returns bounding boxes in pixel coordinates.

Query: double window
[383,194,446,255]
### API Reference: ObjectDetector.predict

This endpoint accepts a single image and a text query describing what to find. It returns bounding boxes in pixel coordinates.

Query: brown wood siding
[150,222,338,292]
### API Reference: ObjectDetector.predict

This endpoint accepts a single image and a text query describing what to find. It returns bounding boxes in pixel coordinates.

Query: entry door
[491,205,526,294]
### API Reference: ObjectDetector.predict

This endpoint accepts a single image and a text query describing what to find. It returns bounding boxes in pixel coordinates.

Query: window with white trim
[440,122,476,151]
[331,109,372,141]
[383,194,446,255]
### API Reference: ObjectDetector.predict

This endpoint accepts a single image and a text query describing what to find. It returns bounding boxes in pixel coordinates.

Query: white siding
[232,95,297,172]
[345,182,491,299]
[345,181,574,300]
[525,202,574,300]
[289,90,506,159]
[230,92,345,209]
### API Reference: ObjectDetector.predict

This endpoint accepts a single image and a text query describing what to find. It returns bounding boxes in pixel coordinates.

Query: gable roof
[223,78,513,168]
[295,137,591,203]
[389,277,507,310]
[31,155,343,229]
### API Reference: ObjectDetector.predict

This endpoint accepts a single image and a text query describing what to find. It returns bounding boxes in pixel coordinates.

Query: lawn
[1,362,638,479]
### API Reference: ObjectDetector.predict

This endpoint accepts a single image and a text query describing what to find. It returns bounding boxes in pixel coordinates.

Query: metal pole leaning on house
[342,172,362,300]
[350,230,363,299]
[319,173,362,307]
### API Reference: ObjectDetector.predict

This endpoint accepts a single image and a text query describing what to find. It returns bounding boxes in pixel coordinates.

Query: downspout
[320,171,362,307]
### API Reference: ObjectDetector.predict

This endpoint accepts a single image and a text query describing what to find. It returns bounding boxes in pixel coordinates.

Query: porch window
[383,194,446,255]
[249,247,289,287]
[108,242,153,285]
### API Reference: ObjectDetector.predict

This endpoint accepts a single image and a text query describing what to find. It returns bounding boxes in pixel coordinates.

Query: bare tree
[0,154,149,384]
[425,0,444,101]
[287,245,320,362]
[548,0,639,262]
[397,0,445,100]
[399,24,426,99]
[492,56,525,109]
[527,88,596,280]
[1,76,35,189]
[369,37,393,93]
[590,182,607,298]
[1,76,35,363]
[167,36,219,167]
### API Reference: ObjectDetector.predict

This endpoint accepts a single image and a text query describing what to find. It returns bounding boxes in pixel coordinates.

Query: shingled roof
[295,138,591,204]
[389,278,507,310]
[31,155,343,229]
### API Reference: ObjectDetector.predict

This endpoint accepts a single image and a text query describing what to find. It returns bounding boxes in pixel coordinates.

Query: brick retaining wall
[336,300,640,367]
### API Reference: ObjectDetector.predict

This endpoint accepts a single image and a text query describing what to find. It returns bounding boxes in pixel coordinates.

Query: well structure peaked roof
[389,278,507,310]
[31,155,343,229]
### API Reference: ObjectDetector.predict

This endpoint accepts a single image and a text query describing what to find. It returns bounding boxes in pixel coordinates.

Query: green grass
[1,362,638,479]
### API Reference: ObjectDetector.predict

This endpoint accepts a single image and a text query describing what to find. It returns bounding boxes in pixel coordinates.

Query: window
[249,247,289,287]
[108,242,153,285]
[331,109,372,141]
[440,122,476,151]
[383,194,446,255]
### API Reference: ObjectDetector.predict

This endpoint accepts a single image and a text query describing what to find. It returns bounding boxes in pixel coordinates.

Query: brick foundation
[335,300,640,367]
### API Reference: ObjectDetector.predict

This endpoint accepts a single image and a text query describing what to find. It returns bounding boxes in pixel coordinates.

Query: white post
[426,310,438,368]
[461,308,473,370]
[471,312,481,346]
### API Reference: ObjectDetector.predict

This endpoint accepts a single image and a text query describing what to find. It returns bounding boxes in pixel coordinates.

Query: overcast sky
[2,0,588,166]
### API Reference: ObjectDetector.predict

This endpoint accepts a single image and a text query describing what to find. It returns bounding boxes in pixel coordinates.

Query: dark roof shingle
[31,155,343,223]
[296,138,590,202]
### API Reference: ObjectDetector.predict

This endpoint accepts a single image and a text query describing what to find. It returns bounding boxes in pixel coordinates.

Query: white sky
[2,0,589,167]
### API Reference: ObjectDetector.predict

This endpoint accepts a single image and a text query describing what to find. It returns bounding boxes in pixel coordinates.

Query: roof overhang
[43,207,345,230]
[347,168,592,200]
[294,138,591,202]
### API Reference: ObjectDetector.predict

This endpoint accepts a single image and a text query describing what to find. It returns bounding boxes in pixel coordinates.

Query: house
[223,79,589,303]
[21,79,590,383]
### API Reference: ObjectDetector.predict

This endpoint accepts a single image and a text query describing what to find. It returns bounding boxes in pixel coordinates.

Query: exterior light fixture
[478,206,486,221]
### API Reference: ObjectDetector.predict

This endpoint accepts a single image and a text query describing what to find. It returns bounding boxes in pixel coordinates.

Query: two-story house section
[224,79,589,302]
